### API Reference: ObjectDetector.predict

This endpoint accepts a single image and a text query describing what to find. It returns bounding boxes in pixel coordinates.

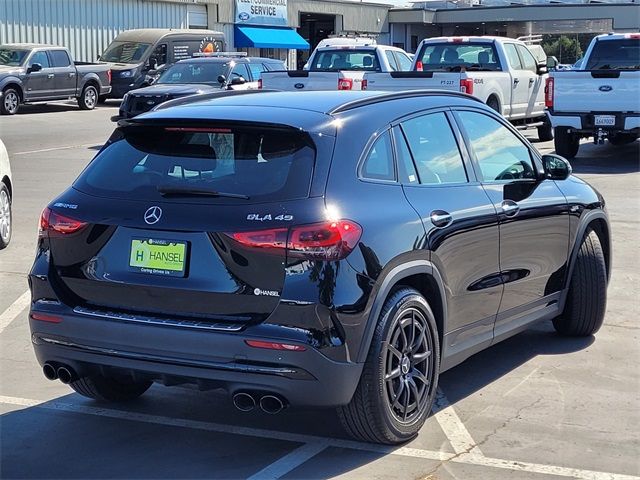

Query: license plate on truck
[594,115,616,126]
[129,238,187,277]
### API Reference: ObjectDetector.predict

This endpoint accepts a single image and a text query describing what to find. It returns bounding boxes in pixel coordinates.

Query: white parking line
[1,395,637,480]
[0,290,30,334]
[246,442,329,480]
[13,143,99,155]
[433,390,483,457]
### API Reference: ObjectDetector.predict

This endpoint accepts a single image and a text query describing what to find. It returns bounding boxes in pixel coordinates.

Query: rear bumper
[29,305,363,407]
[547,110,640,134]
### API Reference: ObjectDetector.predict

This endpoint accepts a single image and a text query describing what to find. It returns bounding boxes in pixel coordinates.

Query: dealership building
[1,0,638,67]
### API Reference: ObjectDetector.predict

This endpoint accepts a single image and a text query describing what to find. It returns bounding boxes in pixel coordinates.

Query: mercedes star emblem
[144,206,162,225]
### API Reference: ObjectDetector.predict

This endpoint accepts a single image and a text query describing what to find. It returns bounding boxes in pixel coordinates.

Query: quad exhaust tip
[233,392,257,412]
[259,395,285,414]
[43,363,58,381]
[57,366,74,384]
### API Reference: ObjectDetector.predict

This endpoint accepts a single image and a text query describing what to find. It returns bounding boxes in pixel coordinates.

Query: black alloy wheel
[383,307,434,423]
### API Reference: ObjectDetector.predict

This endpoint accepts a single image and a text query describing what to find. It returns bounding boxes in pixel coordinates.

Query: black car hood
[129,83,220,96]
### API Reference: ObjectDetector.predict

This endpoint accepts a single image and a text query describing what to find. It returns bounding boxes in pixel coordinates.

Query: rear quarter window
[74,126,317,204]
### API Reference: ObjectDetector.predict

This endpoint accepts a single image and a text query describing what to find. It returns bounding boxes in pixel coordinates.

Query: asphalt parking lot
[0,100,638,480]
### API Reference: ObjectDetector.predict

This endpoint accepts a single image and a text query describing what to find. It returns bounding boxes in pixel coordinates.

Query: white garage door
[187,4,208,29]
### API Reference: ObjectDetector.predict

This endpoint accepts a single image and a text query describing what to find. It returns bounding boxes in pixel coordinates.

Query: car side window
[516,45,538,73]
[394,52,413,71]
[400,112,468,185]
[29,51,50,68]
[231,63,250,80]
[248,63,265,81]
[151,43,167,66]
[385,50,398,71]
[503,44,523,70]
[50,50,71,68]
[457,111,536,182]
[361,131,395,182]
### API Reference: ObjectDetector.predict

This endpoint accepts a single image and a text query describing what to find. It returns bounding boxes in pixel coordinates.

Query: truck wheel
[337,288,440,444]
[78,84,98,110]
[553,229,607,337]
[70,373,152,402]
[486,96,500,113]
[0,183,11,249]
[609,133,637,146]
[1,88,20,115]
[554,127,579,159]
[537,121,554,142]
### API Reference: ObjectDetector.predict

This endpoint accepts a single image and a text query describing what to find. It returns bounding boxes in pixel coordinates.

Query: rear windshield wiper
[157,185,250,199]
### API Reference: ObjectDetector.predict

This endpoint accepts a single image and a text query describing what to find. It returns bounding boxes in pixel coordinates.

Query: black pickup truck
[0,44,111,115]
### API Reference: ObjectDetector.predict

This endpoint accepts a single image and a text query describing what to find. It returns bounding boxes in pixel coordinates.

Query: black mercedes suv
[29,90,610,445]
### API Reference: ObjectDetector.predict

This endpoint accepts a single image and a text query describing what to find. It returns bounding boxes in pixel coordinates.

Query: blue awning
[234,26,310,50]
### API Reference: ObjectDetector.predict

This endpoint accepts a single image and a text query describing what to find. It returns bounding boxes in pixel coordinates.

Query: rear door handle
[513,78,520,86]
[47,74,54,79]
[529,78,535,86]
[430,210,453,228]
[501,200,520,217]
[69,72,75,77]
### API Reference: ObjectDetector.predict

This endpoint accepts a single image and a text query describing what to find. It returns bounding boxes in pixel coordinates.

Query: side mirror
[217,74,227,84]
[27,63,42,73]
[542,154,572,181]
[546,56,558,69]
[230,76,246,86]
[537,64,548,75]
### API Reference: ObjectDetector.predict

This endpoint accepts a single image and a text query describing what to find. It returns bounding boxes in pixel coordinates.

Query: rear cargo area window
[74,126,316,203]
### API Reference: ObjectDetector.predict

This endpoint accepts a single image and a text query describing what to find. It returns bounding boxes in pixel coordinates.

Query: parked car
[0,138,12,249]
[30,90,610,445]
[361,36,553,140]
[546,32,640,158]
[0,44,111,115]
[101,29,226,98]
[261,44,413,91]
[115,54,285,119]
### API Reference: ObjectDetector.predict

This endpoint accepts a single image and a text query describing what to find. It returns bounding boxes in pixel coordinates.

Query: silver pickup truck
[0,44,111,115]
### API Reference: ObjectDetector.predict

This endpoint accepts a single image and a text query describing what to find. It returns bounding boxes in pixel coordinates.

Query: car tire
[609,133,637,146]
[78,84,98,110]
[1,88,20,115]
[337,287,440,444]
[553,229,607,337]
[537,121,554,142]
[70,374,152,402]
[0,183,11,249]
[554,127,580,159]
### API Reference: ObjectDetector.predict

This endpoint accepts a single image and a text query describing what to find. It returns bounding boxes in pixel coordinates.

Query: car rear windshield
[73,125,316,204]
[158,62,227,85]
[101,41,151,64]
[310,49,381,71]
[584,39,640,70]
[0,48,28,66]
[417,43,502,71]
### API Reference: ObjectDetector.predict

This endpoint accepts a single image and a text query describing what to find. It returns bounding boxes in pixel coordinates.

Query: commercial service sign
[235,0,288,27]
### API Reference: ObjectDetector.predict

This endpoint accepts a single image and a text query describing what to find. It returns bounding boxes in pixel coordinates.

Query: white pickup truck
[362,36,553,140]
[260,44,413,91]
[546,33,640,158]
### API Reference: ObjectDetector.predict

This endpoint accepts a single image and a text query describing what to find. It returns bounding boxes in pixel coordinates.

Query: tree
[542,35,583,64]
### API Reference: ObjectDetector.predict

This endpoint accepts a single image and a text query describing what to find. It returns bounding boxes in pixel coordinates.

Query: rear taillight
[545,77,554,108]
[107,69,111,84]
[460,78,474,95]
[39,207,87,238]
[228,220,362,261]
[415,61,423,72]
[258,78,263,89]
[361,79,368,90]
[337,78,353,90]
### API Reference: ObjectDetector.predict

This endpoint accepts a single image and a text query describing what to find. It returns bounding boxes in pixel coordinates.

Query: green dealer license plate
[129,238,187,277]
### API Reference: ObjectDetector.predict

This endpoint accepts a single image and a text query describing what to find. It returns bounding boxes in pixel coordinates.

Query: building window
[187,5,208,29]
[411,35,419,53]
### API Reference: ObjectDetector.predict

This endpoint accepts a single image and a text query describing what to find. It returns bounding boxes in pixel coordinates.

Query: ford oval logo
[238,12,250,21]
[144,206,162,225]
[599,85,613,92]
[294,83,305,89]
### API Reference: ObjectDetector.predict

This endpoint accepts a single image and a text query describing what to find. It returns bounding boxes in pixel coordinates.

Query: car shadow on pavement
[15,103,117,115]
[567,141,640,175]
[0,321,595,479]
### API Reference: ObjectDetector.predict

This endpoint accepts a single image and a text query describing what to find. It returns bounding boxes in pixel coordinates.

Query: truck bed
[260,70,366,91]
